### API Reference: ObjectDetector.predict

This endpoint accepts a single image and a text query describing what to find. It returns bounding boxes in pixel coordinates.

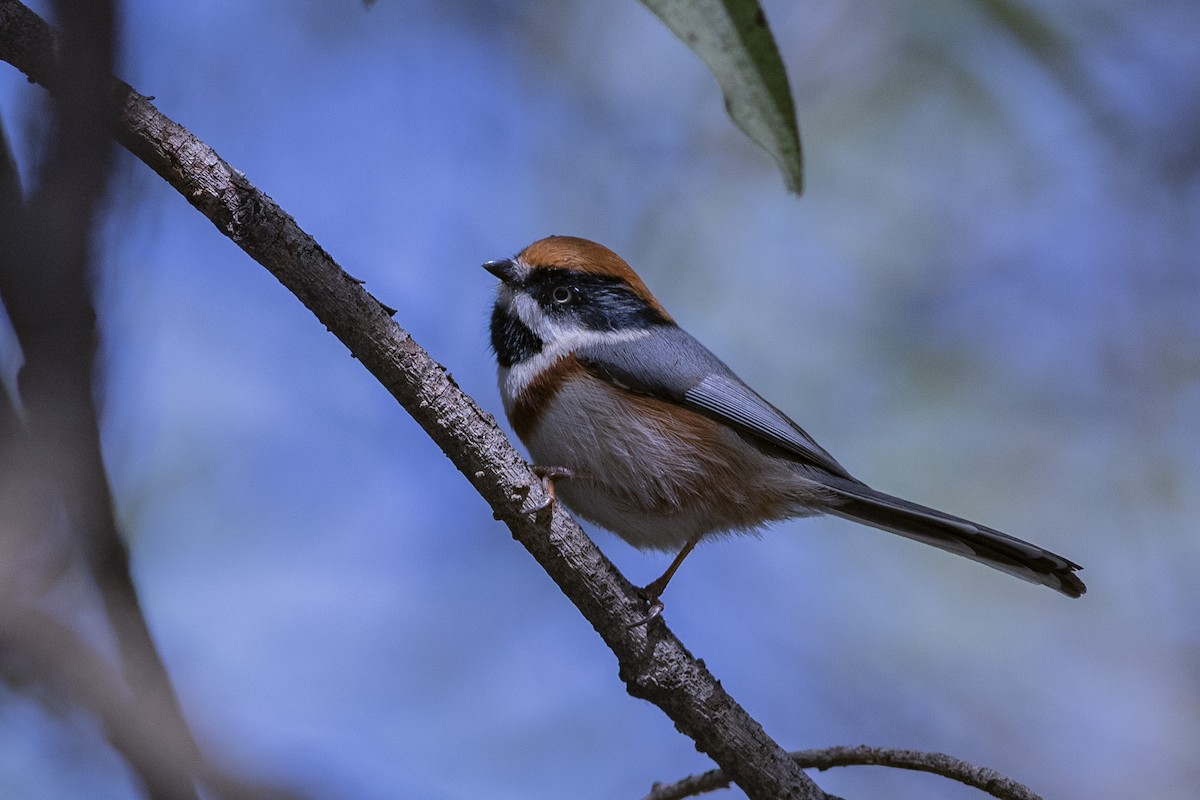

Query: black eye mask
[528,270,672,332]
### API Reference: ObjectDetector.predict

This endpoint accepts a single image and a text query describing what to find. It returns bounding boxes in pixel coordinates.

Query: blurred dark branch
[0,587,308,800]
[644,744,1043,800]
[0,3,309,800]
[0,1,206,797]
[0,606,198,796]
[8,0,194,755]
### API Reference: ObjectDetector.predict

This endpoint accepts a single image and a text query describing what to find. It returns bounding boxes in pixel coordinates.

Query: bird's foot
[626,536,701,628]
[525,465,574,514]
[628,583,667,629]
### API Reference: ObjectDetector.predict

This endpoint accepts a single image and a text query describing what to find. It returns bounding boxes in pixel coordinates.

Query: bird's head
[484,236,673,368]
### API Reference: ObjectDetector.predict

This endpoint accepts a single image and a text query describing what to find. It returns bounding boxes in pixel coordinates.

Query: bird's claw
[627,588,665,629]
[525,465,574,514]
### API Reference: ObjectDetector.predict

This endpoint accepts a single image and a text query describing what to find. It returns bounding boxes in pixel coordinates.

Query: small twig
[643,744,1043,800]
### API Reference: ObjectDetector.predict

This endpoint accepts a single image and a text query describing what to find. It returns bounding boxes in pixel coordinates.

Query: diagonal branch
[643,744,1044,800]
[0,1,824,798]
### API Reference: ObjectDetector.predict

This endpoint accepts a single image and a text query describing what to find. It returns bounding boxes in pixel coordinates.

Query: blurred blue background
[1,0,1198,798]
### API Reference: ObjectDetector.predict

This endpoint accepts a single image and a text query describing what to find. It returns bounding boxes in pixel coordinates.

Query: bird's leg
[629,534,702,628]
[526,465,574,513]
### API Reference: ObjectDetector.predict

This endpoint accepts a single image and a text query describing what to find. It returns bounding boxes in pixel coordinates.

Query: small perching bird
[485,236,1085,616]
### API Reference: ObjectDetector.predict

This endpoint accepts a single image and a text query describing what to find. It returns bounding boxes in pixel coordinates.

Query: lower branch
[643,744,1043,800]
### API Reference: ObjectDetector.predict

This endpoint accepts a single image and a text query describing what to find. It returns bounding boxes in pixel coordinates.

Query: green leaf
[640,0,803,194]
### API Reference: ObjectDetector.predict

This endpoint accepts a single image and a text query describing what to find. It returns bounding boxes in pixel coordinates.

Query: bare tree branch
[643,744,1044,800]
[0,2,836,797]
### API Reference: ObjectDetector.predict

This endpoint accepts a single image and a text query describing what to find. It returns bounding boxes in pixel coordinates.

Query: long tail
[822,477,1085,598]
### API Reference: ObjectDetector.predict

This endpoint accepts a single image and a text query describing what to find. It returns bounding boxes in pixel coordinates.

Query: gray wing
[575,327,1087,597]
[574,326,854,480]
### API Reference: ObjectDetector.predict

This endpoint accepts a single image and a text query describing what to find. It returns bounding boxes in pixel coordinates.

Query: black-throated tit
[486,236,1085,609]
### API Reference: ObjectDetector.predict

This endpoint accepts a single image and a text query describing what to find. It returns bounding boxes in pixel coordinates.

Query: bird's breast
[503,356,814,549]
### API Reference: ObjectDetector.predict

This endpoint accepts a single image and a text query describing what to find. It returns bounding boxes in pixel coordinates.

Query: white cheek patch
[496,263,655,403]
[510,291,549,337]
[510,290,582,345]
[503,326,654,401]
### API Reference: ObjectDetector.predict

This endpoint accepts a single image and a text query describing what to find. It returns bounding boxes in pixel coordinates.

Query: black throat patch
[490,303,543,368]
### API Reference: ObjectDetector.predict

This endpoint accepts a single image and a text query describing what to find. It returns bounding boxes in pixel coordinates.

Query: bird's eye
[552,286,574,305]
